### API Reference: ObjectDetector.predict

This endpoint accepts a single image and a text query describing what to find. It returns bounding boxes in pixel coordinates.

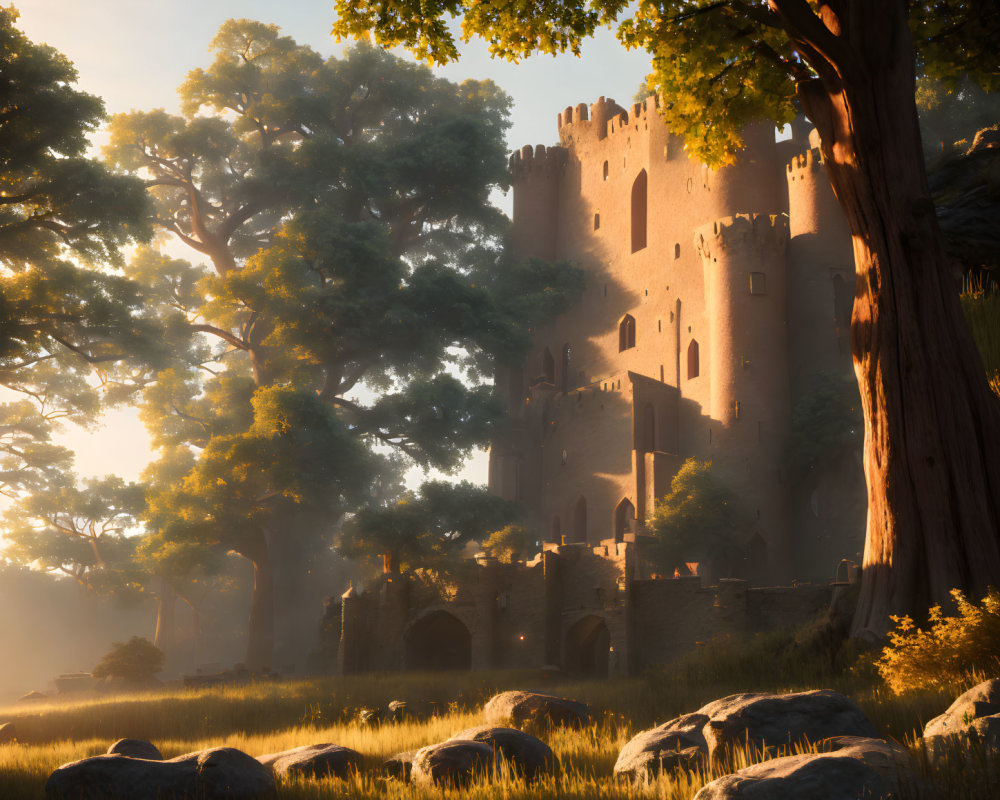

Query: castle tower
[696,214,792,582]
[509,144,566,262]
[785,148,855,392]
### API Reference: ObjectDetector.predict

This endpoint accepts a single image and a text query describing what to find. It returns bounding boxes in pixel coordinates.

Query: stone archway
[404,610,471,671]
[564,614,611,678]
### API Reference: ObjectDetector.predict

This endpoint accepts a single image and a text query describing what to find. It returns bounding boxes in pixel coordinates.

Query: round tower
[786,148,855,391]
[509,144,566,262]
[695,214,792,582]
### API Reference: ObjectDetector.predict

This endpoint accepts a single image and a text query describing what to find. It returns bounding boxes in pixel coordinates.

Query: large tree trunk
[153,578,176,656]
[787,0,1000,636]
[239,531,275,670]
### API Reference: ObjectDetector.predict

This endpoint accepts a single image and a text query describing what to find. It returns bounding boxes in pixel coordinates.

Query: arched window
[542,347,555,384]
[631,169,648,252]
[614,498,636,542]
[602,160,609,180]
[687,339,700,379]
[640,403,656,453]
[550,516,562,543]
[619,315,636,352]
[572,496,588,543]
[561,343,571,392]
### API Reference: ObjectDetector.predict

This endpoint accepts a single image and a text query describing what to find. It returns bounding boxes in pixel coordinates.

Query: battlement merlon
[556,95,660,144]
[508,144,568,178]
[786,147,825,177]
[693,213,790,265]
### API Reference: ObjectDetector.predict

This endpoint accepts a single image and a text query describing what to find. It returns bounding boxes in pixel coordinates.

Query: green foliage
[335,1,1000,167]
[1,476,146,599]
[961,280,1000,397]
[340,481,520,574]
[647,458,751,576]
[482,524,538,564]
[787,372,862,477]
[876,588,1000,695]
[917,75,1000,157]
[91,636,165,682]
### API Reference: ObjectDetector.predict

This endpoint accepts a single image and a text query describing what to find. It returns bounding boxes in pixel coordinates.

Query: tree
[108,23,582,667]
[92,636,165,685]
[340,480,520,575]
[647,459,751,578]
[2,476,146,599]
[482,523,538,564]
[334,0,1000,636]
[0,9,161,511]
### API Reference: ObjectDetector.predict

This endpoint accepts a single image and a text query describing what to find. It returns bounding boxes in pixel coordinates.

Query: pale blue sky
[13,0,652,485]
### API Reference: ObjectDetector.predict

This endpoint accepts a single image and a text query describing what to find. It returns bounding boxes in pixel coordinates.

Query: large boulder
[0,722,16,744]
[410,740,496,786]
[483,691,590,729]
[19,691,47,703]
[256,743,361,780]
[698,690,876,763]
[613,712,709,780]
[693,736,914,799]
[448,726,556,780]
[923,678,1000,758]
[106,739,162,760]
[615,690,876,780]
[45,746,275,799]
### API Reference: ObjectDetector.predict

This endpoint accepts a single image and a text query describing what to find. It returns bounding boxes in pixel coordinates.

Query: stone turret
[696,214,791,580]
[509,144,567,262]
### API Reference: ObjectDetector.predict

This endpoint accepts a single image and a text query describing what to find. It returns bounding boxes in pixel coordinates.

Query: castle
[335,96,865,677]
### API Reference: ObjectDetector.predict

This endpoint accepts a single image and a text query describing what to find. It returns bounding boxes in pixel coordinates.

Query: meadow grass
[0,659,995,798]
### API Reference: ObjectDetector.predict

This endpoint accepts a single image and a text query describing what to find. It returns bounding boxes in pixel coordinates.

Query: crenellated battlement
[786,147,825,181]
[508,143,568,178]
[555,94,661,145]
[694,213,789,264]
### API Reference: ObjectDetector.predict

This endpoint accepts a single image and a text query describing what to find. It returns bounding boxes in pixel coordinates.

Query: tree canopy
[107,21,582,666]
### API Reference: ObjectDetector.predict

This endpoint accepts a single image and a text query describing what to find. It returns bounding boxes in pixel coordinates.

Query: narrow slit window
[687,339,700,379]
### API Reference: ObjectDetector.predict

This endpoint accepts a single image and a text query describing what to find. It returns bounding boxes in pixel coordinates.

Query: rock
[18,691,47,703]
[613,712,709,780]
[0,722,16,744]
[923,678,1000,757]
[698,690,876,763]
[381,750,417,781]
[483,690,590,728]
[106,739,163,760]
[692,736,914,799]
[410,740,496,786]
[448,726,555,780]
[256,743,361,779]
[45,746,275,799]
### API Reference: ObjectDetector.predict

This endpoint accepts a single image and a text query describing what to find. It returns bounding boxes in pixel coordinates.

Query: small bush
[92,636,165,683]
[876,588,1000,694]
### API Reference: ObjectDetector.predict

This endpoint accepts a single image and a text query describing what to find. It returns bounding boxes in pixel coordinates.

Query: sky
[12,0,652,486]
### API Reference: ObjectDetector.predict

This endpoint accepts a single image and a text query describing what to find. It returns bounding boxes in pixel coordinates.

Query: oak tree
[334,0,1000,636]
[108,22,582,667]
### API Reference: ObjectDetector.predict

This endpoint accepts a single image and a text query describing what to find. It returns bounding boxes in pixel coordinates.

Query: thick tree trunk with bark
[239,531,275,670]
[153,578,176,656]
[783,0,1000,636]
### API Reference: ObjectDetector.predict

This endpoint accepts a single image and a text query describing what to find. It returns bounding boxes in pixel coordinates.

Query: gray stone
[410,740,496,786]
[692,736,914,799]
[613,712,709,780]
[923,678,1000,757]
[256,743,361,779]
[483,690,590,728]
[448,726,555,780]
[697,690,876,763]
[381,750,417,781]
[45,746,275,799]
[0,722,16,744]
[106,739,162,760]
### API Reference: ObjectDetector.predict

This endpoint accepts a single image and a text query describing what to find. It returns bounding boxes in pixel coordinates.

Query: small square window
[750,272,767,295]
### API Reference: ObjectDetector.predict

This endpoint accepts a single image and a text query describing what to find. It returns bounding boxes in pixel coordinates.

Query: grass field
[0,642,997,798]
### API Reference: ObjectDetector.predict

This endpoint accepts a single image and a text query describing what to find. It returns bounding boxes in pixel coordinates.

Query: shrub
[482,524,537,564]
[876,588,1000,694]
[92,636,165,683]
